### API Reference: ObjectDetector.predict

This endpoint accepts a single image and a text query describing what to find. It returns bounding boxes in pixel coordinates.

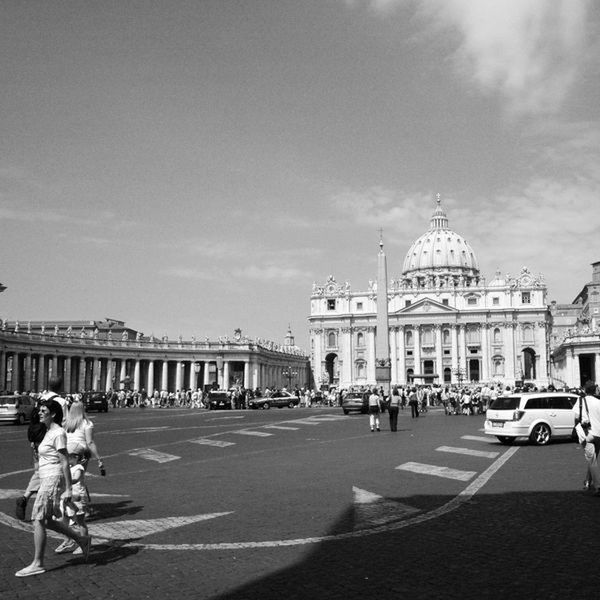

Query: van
[484,392,579,445]
[0,394,35,425]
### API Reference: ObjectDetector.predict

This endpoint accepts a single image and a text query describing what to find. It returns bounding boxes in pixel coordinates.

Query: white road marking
[308,414,349,421]
[396,462,477,481]
[128,449,181,463]
[231,430,273,437]
[0,447,519,551]
[208,416,245,421]
[0,489,25,499]
[263,425,299,431]
[190,438,236,447]
[89,513,233,540]
[436,446,500,459]
[286,419,321,426]
[352,486,420,530]
[461,435,493,443]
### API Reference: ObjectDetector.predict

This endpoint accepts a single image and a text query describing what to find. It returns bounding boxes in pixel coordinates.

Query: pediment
[394,297,458,315]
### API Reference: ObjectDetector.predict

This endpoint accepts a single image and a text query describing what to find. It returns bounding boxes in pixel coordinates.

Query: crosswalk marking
[129,449,180,463]
[436,446,499,459]
[396,462,477,482]
[231,430,273,437]
[461,435,492,443]
[190,438,236,447]
[287,419,321,426]
[263,425,299,431]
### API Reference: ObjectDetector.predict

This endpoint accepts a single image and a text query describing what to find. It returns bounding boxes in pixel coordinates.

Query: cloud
[351,0,592,116]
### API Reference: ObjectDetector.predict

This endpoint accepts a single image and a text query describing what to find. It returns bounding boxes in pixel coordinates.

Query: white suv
[484,392,579,445]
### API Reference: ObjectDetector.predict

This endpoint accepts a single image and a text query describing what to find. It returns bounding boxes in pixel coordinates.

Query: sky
[1,0,599,350]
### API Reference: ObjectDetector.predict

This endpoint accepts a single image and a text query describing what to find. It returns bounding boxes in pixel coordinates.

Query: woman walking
[368,388,382,432]
[15,399,91,577]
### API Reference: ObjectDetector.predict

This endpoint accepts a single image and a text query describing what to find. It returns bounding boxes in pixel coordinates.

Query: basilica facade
[309,198,549,390]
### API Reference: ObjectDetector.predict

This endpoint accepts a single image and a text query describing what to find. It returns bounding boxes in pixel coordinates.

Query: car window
[489,396,521,410]
[0,396,16,405]
[548,396,573,410]
[524,397,548,410]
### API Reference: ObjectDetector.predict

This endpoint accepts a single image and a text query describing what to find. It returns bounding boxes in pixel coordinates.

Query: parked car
[249,390,299,409]
[484,392,579,445]
[341,391,369,415]
[208,391,232,410]
[0,394,35,425]
[82,391,109,413]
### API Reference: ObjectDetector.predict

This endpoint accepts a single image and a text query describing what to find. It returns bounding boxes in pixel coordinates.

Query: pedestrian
[15,399,91,578]
[573,382,600,495]
[16,377,65,521]
[54,442,90,555]
[63,400,105,478]
[368,388,382,432]
[388,386,401,431]
[408,387,419,418]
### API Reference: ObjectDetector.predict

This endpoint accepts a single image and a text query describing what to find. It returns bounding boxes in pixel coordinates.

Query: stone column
[451,325,459,382]
[536,321,548,383]
[189,362,196,390]
[571,348,581,387]
[13,353,21,392]
[203,361,211,388]
[390,327,398,384]
[397,325,406,385]
[223,361,230,390]
[134,360,141,391]
[481,324,489,382]
[435,325,443,383]
[93,358,102,391]
[161,361,169,392]
[147,360,155,395]
[120,361,127,390]
[458,325,467,380]
[105,359,113,392]
[175,361,183,392]
[505,323,516,382]
[253,362,259,390]
[0,351,5,390]
[24,353,33,392]
[38,355,46,392]
[413,326,421,377]
[244,361,251,389]
[341,327,352,387]
[64,356,71,393]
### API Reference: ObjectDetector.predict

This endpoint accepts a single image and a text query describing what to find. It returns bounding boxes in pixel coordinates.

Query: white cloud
[352,0,592,116]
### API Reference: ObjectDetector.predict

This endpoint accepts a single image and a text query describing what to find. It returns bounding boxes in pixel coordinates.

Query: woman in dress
[15,399,91,577]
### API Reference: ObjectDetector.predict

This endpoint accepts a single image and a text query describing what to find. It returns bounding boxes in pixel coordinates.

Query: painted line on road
[128,449,181,463]
[396,462,477,481]
[436,446,500,459]
[231,430,273,437]
[190,438,236,448]
[461,435,493,443]
[263,425,299,431]
[286,419,321,426]
[0,448,520,551]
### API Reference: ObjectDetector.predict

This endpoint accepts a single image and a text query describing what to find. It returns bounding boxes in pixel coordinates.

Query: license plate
[492,422,504,428]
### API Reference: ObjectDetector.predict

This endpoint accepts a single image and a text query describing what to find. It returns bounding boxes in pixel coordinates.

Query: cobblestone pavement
[2,408,598,599]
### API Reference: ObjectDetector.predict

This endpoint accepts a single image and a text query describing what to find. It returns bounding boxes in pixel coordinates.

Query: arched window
[405,330,413,347]
[356,360,366,379]
[492,355,505,376]
[522,325,533,343]
[328,331,337,348]
[493,328,502,343]
[422,327,433,346]
[443,329,450,345]
[466,326,480,344]
[356,332,364,347]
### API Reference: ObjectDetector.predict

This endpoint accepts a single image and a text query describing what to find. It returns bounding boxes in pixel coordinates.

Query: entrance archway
[522,348,536,380]
[468,359,480,382]
[325,353,338,387]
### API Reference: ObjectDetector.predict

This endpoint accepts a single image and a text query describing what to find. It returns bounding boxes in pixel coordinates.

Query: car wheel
[496,436,515,445]
[288,401,295,408]
[262,402,270,409]
[530,423,551,445]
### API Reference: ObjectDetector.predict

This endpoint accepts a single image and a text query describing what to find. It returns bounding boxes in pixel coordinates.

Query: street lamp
[452,367,466,385]
[282,366,298,389]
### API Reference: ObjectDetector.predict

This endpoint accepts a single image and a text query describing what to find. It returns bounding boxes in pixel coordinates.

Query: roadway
[0,405,596,599]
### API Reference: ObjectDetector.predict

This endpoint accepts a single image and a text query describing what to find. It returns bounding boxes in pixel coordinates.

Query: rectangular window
[467,297,477,305]
[492,297,500,305]
[405,300,411,307]
[327,299,336,311]
[406,350,413,356]
[442,299,449,306]
[521,292,531,304]
[443,349,450,355]
[356,302,363,310]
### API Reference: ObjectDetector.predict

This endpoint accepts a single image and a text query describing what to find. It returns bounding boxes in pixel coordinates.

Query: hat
[67,441,86,456]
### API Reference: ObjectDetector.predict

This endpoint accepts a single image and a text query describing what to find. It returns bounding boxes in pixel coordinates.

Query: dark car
[82,391,109,413]
[208,391,232,410]
[249,390,300,409]
[341,391,369,415]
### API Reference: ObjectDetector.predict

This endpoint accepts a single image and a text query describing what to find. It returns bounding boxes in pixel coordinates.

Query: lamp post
[452,367,466,386]
[282,366,298,389]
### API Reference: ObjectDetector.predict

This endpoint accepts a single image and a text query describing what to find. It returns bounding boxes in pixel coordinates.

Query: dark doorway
[523,348,536,380]
[468,359,480,382]
[325,353,338,387]
[579,354,595,388]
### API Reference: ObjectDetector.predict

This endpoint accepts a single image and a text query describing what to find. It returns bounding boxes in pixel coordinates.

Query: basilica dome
[401,197,480,281]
